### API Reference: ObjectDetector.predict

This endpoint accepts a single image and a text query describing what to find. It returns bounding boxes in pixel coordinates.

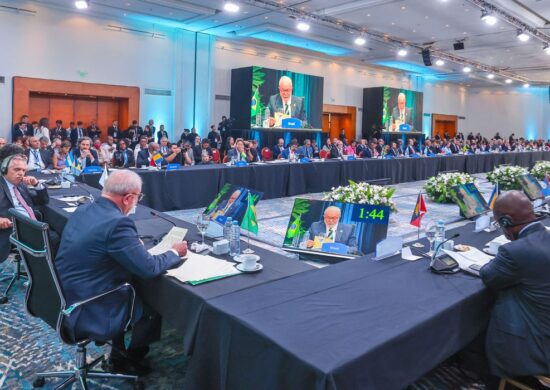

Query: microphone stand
[429,233,460,273]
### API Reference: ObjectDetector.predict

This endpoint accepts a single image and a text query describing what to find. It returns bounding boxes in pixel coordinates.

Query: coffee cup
[240,254,259,271]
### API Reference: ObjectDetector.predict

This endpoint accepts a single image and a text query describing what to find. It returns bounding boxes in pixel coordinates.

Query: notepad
[147,226,188,256]
[166,251,241,285]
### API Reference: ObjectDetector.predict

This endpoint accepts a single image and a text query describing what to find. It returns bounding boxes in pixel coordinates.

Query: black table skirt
[78,151,550,211]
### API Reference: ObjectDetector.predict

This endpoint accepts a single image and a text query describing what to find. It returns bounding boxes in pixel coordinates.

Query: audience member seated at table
[40,135,55,156]
[431,140,442,154]
[136,142,162,167]
[311,140,320,158]
[113,139,135,168]
[70,121,87,146]
[468,142,478,154]
[475,191,550,388]
[12,115,30,142]
[164,144,183,165]
[35,118,51,145]
[387,142,399,157]
[272,138,285,160]
[227,139,249,162]
[450,138,460,154]
[330,140,345,159]
[281,140,299,160]
[25,136,52,170]
[0,149,50,262]
[305,206,358,254]
[159,137,170,156]
[51,120,65,141]
[245,140,260,162]
[87,120,101,140]
[422,140,434,155]
[198,152,213,165]
[356,139,367,156]
[376,139,385,154]
[100,136,116,166]
[73,137,100,168]
[322,138,333,154]
[181,142,195,166]
[133,136,149,162]
[52,141,71,170]
[297,139,313,159]
[345,140,357,156]
[396,139,405,155]
[361,141,378,158]
[55,170,187,376]
[224,136,235,156]
[194,139,213,165]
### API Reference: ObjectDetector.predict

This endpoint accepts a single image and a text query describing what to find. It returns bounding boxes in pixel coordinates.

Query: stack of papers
[485,234,510,248]
[166,251,241,285]
[147,226,187,256]
[443,247,493,271]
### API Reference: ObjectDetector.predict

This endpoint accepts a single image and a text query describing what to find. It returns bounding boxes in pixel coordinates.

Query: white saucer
[236,263,263,273]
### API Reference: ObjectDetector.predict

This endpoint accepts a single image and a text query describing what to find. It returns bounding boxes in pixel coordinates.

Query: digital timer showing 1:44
[358,208,385,220]
[350,204,390,225]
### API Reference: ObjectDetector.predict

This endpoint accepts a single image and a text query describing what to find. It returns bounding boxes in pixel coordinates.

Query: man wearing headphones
[0,146,50,262]
[479,191,550,386]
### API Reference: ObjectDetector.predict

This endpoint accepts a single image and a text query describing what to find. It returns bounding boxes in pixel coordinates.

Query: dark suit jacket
[108,126,121,139]
[12,124,26,142]
[0,179,49,261]
[136,149,151,167]
[308,221,358,254]
[272,145,285,159]
[70,128,88,145]
[71,148,99,167]
[25,148,53,169]
[268,95,305,121]
[157,130,169,144]
[55,197,182,343]
[330,147,344,159]
[390,107,413,128]
[480,222,550,377]
[113,149,135,168]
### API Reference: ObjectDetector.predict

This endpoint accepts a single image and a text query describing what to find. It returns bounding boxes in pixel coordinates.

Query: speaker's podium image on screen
[283,199,390,262]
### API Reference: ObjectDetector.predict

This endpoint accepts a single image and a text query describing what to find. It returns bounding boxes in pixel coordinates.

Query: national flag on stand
[240,192,258,235]
[151,152,163,167]
[542,174,550,198]
[410,192,427,227]
[98,165,109,188]
[488,182,500,209]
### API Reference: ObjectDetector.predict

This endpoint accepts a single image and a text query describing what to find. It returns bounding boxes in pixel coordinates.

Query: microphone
[150,210,176,227]
[429,233,460,269]
[75,182,95,204]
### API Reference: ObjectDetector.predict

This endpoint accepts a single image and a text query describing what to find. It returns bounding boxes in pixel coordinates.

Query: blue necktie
[123,152,128,166]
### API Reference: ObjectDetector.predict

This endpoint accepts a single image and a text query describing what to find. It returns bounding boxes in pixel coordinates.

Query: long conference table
[40,180,547,389]
[80,151,550,211]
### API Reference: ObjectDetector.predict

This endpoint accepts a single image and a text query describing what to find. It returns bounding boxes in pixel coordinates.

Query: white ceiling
[24,0,550,86]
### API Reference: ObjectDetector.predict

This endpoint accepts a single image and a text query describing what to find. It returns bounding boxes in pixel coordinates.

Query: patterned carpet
[0,174,497,389]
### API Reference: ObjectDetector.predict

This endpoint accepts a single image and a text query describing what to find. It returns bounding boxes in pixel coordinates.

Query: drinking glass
[196,214,210,245]
[425,220,437,255]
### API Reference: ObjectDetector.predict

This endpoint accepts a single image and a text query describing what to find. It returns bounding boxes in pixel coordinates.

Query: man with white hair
[55,170,187,376]
[267,75,305,127]
[306,206,358,254]
[390,92,413,131]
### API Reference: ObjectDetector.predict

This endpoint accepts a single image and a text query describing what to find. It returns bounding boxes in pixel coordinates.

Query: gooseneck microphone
[429,233,460,273]
[150,210,176,227]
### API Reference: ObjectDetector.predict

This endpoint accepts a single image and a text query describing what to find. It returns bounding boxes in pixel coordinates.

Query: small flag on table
[542,175,550,198]
[488,182,500,209]
[241,192,258,235]
[410,192,427,227]
[98,165,109,188]
[151,152,163,167]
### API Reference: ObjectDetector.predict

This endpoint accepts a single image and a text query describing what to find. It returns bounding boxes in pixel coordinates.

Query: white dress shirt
[3,177,30,218]
[28,148,45,171]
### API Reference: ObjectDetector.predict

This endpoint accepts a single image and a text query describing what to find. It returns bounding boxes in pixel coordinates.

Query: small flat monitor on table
[449,183,490,219]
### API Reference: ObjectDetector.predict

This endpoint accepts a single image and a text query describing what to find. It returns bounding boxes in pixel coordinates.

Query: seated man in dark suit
[164,144,183,165]
[297,139,314,159]
[405,138,417,156]
[72,137,100,168]
[25,136,52,170]
[305,206,358,254]
[330,140,345,159]
[272,138,285,160]
[0,149,50,262]
[113,139,135,168]
[478,191,550,385]
[55,170,187,375]
[70,121,87,147]
[136,142,165,167]
[156,125,169,144]
[281,140,299,160]
[108,120,122,142]
[12,115,30,142]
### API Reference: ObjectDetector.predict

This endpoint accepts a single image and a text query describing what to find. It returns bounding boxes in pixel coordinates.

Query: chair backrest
[261,147,272,161]
[8,209,64,333]
[319,150,329,159]
[212,148,220,163]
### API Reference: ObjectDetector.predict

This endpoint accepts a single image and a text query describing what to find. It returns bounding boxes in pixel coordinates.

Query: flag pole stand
[412,225,424,247]
[242,230,254,254]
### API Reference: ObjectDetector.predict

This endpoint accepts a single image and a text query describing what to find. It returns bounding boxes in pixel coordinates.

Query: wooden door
[98,99,120,140]
[49,96,75,126]
[28,95,50,123]
[74,98,98,128]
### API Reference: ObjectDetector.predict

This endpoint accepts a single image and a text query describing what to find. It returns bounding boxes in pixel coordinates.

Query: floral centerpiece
[424,172,476,203]
[486,165,528,190]
[323,180,397,212]
[531,160,550,180]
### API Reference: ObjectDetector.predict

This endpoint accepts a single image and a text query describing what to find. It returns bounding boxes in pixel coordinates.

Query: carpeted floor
[0,174,497,389]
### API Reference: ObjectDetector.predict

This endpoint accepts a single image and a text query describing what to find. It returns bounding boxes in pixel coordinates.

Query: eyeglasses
[127,192,145,201]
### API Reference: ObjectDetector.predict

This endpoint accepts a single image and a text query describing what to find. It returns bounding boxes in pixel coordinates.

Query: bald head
[278,76,293,102]
[103,170,142,196]
[493,190,536,240]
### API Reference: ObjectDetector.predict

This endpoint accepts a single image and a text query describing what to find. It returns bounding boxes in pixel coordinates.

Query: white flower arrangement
[424,172,476,203]
[531,160,550,180]
[486,165,528,190]
[323,180,397,211]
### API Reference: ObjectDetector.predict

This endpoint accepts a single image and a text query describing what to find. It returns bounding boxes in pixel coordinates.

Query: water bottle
[223,217,232,241]
[299,231,310,249]
[229,220,241,257]
[434,220,446,255]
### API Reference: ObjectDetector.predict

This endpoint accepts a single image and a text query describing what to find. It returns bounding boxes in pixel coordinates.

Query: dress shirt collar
[518,221,545,238]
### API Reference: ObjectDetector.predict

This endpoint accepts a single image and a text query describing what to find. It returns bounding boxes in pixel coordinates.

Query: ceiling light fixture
[544,44,550,55]
[74,0,89,9]
[517,30,530,42]
[463,66,471,73]
[487,73,495,79]
[435,59,444,66]
[397,48,408,57]
[223,1,240,12]
[523,83,530,88]
[505,79,513,84]
[297,20,310,31]
[354,36,366,46]
[480,10,497,26]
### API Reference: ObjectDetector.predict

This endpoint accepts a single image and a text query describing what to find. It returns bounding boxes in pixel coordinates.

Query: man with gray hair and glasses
[55,170,187,376]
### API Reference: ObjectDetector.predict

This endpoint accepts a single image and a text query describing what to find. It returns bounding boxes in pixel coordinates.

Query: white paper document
[62,207,77,213]
[147,226,188,256]
[166,251,241,284]
[401,246,421,261]
[58,196,85,202]
[485,234,510,248]
[443,247,493,271]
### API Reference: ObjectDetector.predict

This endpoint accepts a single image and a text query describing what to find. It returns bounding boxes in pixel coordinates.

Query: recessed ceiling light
[523,83,530,88]
[544,44,550,55]
[481,10,497,26]
[435,59,444,66]
[223,1,240,13]
[505,79,513,84]
[354,36,366,46]
[75,0,89,9]
[487,73,495,79]
[397,48,408,57]
[463,66,472,73]
[297,21,310,31]
[517,30,530,42]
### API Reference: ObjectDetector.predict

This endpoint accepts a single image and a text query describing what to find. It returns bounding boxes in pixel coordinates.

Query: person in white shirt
[133,136,149,162]
[100,136,116,166]
[35,118,51,145]
[25,137,50,170]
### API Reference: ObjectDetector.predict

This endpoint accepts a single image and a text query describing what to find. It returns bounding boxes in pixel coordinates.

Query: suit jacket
[272,145,285,159]
[70,128,88,145]
[296,146,313,158]
[0,179,49,261]
[330,147,344,159]
[55,197,182,343]
[136,149,151,167]
[157,130,169,144]
[113,149,135,168]
[390,107,413,129]
[450,143,460,154]
[71,148,99,167]
[268,95,305,121]
[12,124,27,142]
[108,126,121,139]
[308,221,358,254]
[25,148,53,169]
[480,222,550,377]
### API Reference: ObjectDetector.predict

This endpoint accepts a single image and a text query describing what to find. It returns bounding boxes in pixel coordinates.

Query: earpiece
[498,215,514,228]
[0,155,15,175]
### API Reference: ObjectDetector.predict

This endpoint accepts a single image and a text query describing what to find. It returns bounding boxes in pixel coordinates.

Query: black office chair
[8,209,142,389]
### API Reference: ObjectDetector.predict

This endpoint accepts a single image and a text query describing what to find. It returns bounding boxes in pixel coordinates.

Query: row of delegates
[179,125,224,150]
[272,138,320,160]
[226,138,261,163]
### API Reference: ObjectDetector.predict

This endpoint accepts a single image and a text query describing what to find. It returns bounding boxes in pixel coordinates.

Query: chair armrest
[63,283,136,331]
